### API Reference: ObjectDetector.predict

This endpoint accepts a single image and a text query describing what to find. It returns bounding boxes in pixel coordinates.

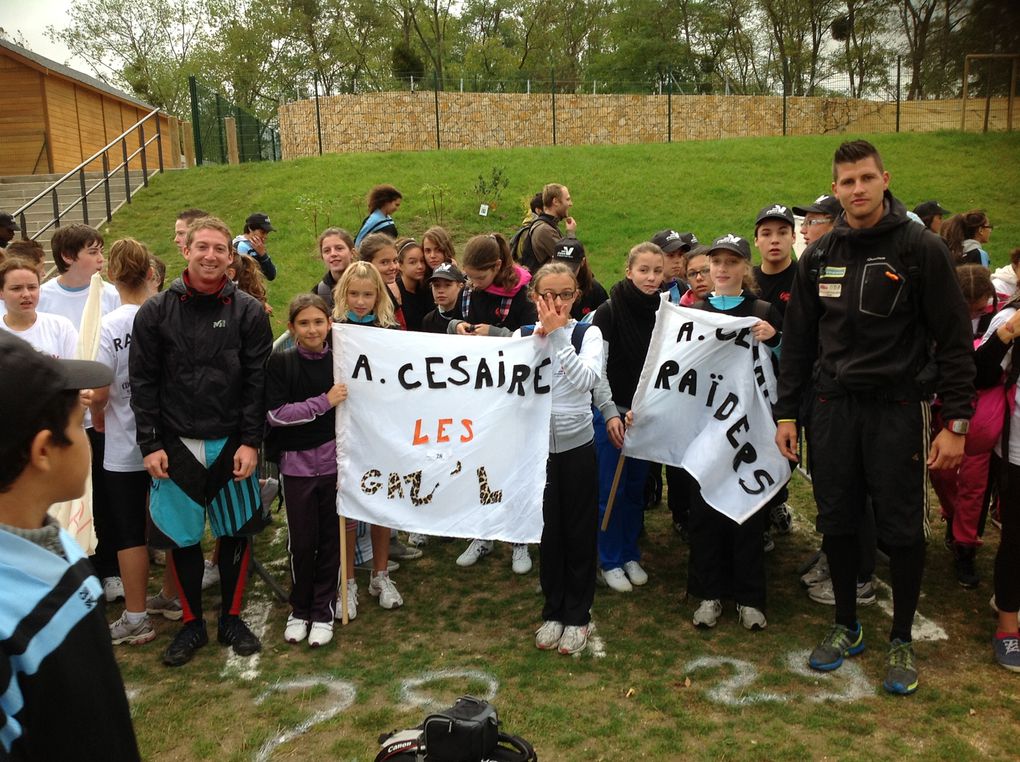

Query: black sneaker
[218,615,261,656]
[953,544,980,589]
[162,620,209,667]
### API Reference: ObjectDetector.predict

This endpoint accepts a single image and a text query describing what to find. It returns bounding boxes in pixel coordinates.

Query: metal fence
[281,59,1018,159]
[189,76,281,165]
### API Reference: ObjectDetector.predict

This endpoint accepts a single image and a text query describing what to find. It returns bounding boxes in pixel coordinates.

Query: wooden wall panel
[75,87,106,170]
[0,55,47,174]
[44,77,83,170]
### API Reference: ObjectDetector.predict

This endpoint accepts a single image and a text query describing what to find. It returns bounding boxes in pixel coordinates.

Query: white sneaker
[456,539,493,567]
[736,604,768,631]
[511,544,532,574]
[692,599,723,628]
[308,621,334,647]
[623,561,648,586]
[598,567,633,593]
[284,615,309,644]
[535,620,564,650]
[109,612,156,645]
[408,533,428,547]
[202,560,220,590]
[102,576,125,602]
[558,624,590,654]
[336,579,358,621]
[369,572,404,609]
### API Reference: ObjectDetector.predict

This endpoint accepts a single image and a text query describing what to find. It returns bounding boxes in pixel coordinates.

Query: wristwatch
[946,419,970,435]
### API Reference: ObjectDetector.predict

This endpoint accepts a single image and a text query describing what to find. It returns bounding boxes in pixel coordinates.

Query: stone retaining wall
[279,92,1013,158]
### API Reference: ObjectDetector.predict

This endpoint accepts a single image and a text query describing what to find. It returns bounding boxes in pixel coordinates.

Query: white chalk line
[253,677,357,762]
[784,650,873,703]
[221,595,273,681]
[399,669,499,710]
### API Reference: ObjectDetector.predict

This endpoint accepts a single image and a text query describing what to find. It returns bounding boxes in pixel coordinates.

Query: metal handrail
[12,107,165,244]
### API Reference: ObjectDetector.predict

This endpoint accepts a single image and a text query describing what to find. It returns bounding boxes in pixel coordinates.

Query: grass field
[100,131,1020,333]
[95,133,1020,761]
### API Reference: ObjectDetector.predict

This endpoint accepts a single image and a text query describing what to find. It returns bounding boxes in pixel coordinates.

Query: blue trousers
[593,408,649,570]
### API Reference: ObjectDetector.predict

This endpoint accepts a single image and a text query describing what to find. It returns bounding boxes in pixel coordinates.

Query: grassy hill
[101,131,1020,331]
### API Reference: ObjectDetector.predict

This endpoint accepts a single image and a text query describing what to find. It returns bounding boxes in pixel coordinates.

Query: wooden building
[0,39,175,176]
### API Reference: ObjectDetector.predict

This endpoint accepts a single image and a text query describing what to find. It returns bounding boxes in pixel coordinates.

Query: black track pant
[540,441,599,627]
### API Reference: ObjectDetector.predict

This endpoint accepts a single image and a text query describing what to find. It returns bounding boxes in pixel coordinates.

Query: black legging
[995,462,1020,614]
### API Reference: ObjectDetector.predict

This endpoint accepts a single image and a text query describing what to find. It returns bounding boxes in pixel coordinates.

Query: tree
[47,0,209,116]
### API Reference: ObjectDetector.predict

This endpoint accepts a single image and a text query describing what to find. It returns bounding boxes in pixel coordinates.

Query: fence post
[434,72,441,150]
[79,168,89,226]
[961,56,971,131]
[896,56,902,133]
[101,152,112,220]
[1010,56,1018,132]
[667,69,672,143]
[138,122,149,186]
[551,68,557,146]
[189,75,203,165]
[224,116,240,164]
[314,73,324,156]
[983,60,993,134]
[156,115,165,173]
[782,93,788,136]
[215,93,226,163]
[122,138,132,203]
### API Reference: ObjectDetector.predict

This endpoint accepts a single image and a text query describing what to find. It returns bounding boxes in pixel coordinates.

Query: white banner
[623,299,786,524]
[333,324,553,543]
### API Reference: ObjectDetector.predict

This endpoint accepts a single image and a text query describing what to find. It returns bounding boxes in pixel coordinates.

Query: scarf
[346,311,376,324]
[605,278,661,408]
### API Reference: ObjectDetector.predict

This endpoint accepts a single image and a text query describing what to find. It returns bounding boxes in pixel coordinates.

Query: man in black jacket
[775,140,975,696]
[130,216,272,666]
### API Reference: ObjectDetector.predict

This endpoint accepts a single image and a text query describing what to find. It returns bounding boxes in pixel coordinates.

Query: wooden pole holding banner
[600,450,627,532]
[338,515,349,625]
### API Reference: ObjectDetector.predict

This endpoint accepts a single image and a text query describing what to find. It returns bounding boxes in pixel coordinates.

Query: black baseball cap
[245,213,276,233]
[754,204,796,228]
[793,195,841,217]
[0,211,17,230]
[552,237,585,264]
[708,234,752,261]
[428,262,466,284]
[651,229,692,254]
[913,201,950,219]
[0,332,112,439]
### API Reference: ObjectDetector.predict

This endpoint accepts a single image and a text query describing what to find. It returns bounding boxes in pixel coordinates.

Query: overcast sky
[3,0,91,71]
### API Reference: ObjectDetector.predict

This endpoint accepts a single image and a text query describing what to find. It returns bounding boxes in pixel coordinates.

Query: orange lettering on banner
[412,419,429,445]
[411,418,475,445]
[436,418,453,442]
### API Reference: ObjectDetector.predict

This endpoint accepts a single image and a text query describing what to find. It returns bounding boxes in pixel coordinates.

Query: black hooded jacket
[129,276,272,455]
[776,192,975,421]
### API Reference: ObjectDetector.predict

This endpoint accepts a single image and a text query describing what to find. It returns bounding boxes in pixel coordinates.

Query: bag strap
[520,322,590,354]
[496,731,537,761]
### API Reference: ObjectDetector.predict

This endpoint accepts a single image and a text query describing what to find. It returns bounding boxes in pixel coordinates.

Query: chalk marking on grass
[570,620,605,659]
[221,596,272,681]
[784,650,873,702]
[253,677,357,762]
[683,656,786,706]
[873,579,947,641]
[399,669,499,710]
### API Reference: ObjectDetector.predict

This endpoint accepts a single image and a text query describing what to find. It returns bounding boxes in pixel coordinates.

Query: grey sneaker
[558,624,590,654]
[146,592,184,621]
[103,576,125,602]
[201,560,220,590]
[389,537,423,560]
[110,612,156,645]
[770,501,793,534]
[535,620,564,650]
[407,533,428,547]
[335,579,358,621]
[511,544,532,574]
[736,604,767,631]
[994,634,1020,672]
[800,553,829,588]
[807,579,877,607]
[692,599,723,628]
[355,559,400,572]
[883,639,918,695]
[809,622,864,671]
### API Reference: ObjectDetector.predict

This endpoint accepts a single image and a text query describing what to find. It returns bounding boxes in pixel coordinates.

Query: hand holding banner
[333,324,554,543]
[623,299,786,524]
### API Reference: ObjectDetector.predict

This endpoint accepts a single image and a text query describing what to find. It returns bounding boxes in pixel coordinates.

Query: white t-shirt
[0,311,78,358]
[96,304,144,472]
[38,278,121,329]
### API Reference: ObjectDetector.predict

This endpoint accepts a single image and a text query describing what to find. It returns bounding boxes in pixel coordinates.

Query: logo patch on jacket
[212,319,226,328]
[823,266,846,278]
[819,283,842,298]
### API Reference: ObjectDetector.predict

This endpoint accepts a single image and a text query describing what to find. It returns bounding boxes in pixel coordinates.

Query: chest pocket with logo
[859,262,905,318]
